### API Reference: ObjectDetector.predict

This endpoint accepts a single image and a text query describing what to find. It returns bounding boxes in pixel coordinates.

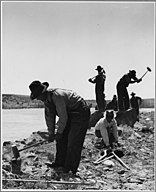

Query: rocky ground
[2,110,155,190]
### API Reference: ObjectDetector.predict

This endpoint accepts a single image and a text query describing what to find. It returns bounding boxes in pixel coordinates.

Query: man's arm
[111,120,118,142]
[137,96,142,105]
[53,95,68,134]
[130,77,142,84]
[88,76,96,83]
[44,104,56,135]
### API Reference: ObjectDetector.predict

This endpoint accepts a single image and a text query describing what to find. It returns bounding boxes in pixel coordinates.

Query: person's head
[113,95,117,100]
[105,110,114,123]
[95,65,104,73]
[129,70,136,79]
[131,92,136,97]
[29,80,49,101]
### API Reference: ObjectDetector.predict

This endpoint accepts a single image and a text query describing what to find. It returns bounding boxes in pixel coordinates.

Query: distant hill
[2,94,43,109]
[2,94,154,109]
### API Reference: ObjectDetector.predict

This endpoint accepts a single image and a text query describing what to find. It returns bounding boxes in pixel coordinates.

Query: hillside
[2,110,154,190]
[2,94,155,109]
[2,94,43,109]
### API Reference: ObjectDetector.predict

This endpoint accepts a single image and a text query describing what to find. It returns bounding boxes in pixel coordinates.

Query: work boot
[46,162,63,168]
[63,167,70,174]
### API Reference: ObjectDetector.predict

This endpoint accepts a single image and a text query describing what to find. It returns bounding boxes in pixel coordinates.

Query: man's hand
[137,78,142,83]
[55,132,63,141]
[48,133,55,143]
[106,145,112,155]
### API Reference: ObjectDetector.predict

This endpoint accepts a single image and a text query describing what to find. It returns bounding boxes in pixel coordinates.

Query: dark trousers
[95,129,116,146]
[117,83,129,111]
[96,92,106,112]
[55,105,90,174]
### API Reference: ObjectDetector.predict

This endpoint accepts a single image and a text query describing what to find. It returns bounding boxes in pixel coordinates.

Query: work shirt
[118,73,138,87]
[130,96,142,109]
[94,74,106,93]
[95,117,118,145]
[44,88,84,134]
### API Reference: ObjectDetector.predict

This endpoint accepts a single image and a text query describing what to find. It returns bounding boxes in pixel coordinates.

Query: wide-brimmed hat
[106,110,114,119]
[95,65,103,71]
[131,92,136,96]
[29,80,49,100]
[129,70,136,75]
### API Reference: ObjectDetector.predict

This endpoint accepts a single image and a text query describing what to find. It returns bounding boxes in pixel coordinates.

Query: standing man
[116,70,142,111]
[130,92,142,121]
[29,80,90,175]
[88,65,106,112]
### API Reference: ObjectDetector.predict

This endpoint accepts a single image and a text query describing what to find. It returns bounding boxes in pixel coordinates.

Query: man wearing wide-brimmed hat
[130,92,142,121]
[29,80,90,175]
[106,95,118,111]
[116,70,142,111]
[88,65,106,112]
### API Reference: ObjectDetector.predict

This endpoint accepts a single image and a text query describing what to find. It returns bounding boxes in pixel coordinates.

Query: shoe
[71,170,77,175]
[46,162,63,168]
[63,167,70,173]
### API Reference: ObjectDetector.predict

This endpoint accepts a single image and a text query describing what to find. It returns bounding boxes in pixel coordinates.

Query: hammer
[12,140,47,159]
[140,67,152,80]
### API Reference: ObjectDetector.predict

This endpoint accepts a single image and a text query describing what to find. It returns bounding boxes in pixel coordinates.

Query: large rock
[103,160,114,167]
[88,110,104,128]
[115,108,137,127]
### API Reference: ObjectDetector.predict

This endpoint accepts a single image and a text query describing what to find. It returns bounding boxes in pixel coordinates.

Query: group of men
[28,65,142,175]
[88,65,142,113]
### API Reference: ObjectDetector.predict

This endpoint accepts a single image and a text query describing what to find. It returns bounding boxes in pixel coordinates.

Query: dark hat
[131,92,136,96]
[129,70,136,75]
[129,70,136,78]
[106,110,114,119]
[95,65,103,71]
[29,80,49,100]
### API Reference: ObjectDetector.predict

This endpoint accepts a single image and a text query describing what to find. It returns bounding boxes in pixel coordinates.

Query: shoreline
[2,108,155,143]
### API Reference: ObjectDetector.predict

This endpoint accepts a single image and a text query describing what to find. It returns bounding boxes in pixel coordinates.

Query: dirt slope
[2,111,155,190]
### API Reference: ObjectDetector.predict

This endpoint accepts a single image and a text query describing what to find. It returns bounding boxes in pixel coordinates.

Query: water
[2,108,155,142]
[2,108,47,142]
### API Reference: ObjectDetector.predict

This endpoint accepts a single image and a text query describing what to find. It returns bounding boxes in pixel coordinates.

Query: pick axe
[140,67,152,80]
[12,140,47,159]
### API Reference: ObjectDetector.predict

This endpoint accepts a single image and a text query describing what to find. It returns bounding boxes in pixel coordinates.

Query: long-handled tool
[12,140,47,159]
[140,67,152,80]
[94,149,130,170]
[111,151,130,170]
[94,150,107,164]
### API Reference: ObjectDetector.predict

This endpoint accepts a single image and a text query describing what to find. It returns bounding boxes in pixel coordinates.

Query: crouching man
[95,110,119,150]
[29,80,90,174]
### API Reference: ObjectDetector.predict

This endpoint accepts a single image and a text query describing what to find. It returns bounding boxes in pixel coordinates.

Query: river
[2,108,155,142]
[2,108,47,142]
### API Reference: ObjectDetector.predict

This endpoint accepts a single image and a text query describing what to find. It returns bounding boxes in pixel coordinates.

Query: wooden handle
[19,140,47,152]
[112,152,130,170]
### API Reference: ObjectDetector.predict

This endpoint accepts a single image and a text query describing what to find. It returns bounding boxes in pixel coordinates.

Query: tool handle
[112,152,130,170]
[19,140,47,152]
[94,150,107,164]
[140,71,148,79]
[94,155,114,164]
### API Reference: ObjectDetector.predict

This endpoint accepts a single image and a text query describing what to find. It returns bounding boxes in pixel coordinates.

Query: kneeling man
[95,110,118,149]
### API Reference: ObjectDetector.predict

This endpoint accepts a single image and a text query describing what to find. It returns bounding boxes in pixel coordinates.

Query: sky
[1,1,155,100]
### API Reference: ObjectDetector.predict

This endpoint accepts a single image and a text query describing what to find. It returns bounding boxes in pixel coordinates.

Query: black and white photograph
[1,1,155,190]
